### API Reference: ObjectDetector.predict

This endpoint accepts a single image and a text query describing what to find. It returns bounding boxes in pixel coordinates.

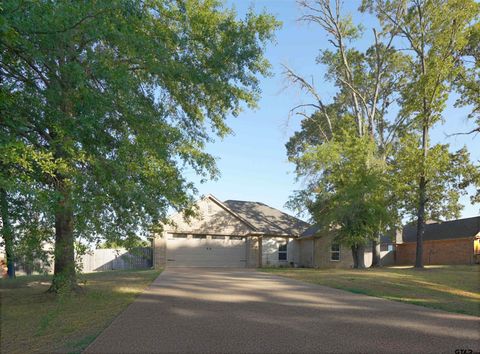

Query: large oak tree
[0,0,279,291]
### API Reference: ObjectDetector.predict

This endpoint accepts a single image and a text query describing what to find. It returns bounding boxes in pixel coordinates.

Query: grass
[261,265,480,317]
[0,269,161,354]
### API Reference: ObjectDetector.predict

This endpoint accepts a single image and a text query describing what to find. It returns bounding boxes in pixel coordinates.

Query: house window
[278,243,287,261]
[230,236,243,241]
[193,234,207,239]
[330,243,340,261]
[211,236,225,240]
[173,234,187,239]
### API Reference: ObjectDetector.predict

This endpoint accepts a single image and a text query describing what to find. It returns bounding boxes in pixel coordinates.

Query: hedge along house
[152,195,310,268]
[395,216,480,265]
[295,225,396,268]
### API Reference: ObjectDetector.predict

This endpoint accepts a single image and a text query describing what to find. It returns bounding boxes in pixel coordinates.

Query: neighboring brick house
[395,216,480,265]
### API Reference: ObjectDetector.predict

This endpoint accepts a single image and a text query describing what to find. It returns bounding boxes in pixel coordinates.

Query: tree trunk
[415,174,427,268]
[0,188,15,278]
[351,245,366,269]
[371,234,381,268]
[415,11,428,269]
[49,180,78,292]
[415,106,429,268]
[351,246,358,268]
[357,245,366,269]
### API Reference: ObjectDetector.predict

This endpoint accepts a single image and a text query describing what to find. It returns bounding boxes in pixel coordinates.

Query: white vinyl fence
[80,247,152,273]
[11,247,152,275]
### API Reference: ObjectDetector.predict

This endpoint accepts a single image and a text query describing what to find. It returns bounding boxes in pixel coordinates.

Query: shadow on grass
[259,265,480,316]
[0,269,161,354]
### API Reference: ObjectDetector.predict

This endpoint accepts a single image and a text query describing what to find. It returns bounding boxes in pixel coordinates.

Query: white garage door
[166,236,247,267]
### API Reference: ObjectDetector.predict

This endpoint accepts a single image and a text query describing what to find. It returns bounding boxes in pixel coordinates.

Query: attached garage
[153,194,310,269]
[166,235,247,267]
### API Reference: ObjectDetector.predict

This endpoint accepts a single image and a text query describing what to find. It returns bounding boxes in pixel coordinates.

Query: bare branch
[446,127,480,137]
[283,64,334,135]
[290,103,323,112]
[293,111,330,142]
[376,4,422,56]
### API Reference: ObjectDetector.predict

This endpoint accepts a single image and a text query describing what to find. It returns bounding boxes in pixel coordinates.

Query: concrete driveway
[86,268,479,353]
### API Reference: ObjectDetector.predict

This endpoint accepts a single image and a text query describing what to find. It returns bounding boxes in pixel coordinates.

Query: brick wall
[153,232,167,268]
[296,234,395,268]
[262,237,295,267]
[396,238,475,265]
[313,233,354,268]
[297,238,314,267]
[246,236,260,268]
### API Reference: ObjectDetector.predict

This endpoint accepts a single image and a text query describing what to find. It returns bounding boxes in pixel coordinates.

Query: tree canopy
[286,0,479,267]
[0,0,279,289]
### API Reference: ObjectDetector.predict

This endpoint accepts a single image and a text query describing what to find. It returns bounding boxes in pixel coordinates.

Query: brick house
[153,194,396,269]
[395,216,480,265]
[153,195,310,268]
[152,195,478,269]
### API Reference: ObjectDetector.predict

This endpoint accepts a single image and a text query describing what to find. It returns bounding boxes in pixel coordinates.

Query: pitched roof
[299,224,394,244]
[401,216,480,243]
[222,199,310,236]
[300,224,322,238]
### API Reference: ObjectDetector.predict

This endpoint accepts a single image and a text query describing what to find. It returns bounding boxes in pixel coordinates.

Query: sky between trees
[189,0,479,220]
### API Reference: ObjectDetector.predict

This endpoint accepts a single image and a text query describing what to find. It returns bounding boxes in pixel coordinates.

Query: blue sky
[189,0,479,221]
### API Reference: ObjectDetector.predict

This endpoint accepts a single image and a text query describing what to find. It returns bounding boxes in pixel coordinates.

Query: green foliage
[288,121,394,247]
[0,0,279,259]
[287,0,479,257]
[287,0,403,252]
[387,0,477,126]
[453,21,480,124]
[363,0,479,224]
[392,134,477,221]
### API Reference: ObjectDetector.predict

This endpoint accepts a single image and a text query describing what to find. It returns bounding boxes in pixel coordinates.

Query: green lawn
[261,265,480,316]
[0,269,161,354]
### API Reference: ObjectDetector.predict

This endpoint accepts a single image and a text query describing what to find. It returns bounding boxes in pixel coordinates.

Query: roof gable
[166,195,310,236]
[166,195,254,235]
[206,195,257,230]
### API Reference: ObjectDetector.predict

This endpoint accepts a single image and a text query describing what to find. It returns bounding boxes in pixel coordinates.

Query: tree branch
[283,64,334,135]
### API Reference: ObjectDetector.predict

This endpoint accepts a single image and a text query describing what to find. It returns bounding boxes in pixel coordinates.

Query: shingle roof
[222,200,310,236]
[300,224,394,244]
[300,224,322,238]
[401,216,480,243]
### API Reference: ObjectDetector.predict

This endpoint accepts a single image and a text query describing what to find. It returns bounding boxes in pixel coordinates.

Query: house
[152,195,310,268]
[153,194,397,269]
[395,216,480,265]
[295,225,395,268]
